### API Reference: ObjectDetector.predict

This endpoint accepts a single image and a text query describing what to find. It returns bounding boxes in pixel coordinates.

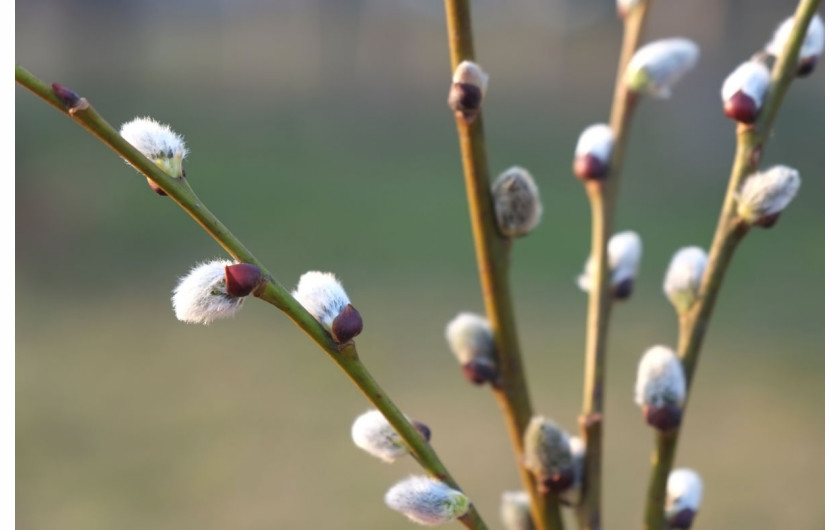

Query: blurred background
[16,0,824,529]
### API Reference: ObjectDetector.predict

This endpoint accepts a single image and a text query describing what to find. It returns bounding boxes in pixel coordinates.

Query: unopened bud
[119,117,189,185]
[625,38,700,98]
[351,410,430,463]
[492,167,543,237]
[224,263,264,297]
[51,83,82,110]
[736,165,801,228]
[499,491,534,530]
[171,259,245,325]
[721,61,771,124]
[573,124,614,181]
[523,416,574,494]
[559,436,585,507]
[766,14,824,77]
[666,468,703,529]
[578,231,643,300]
[385,476,470,526]
[292,271,362,343]
[445,313,497,385]
[635,346,686,432]
[448,61,488,124]
[663,247,707,314]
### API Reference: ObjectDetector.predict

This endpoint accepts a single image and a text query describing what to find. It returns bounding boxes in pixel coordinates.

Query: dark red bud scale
[461,359,498,386]
[644,403,683,432]
[332,304,363,343]
[448,82,483,124]
[796,56,818,77]
[224,263,264,297]
[574,153,609,181]
[613,278,634,300]
[538,470,575,494]
[51,83,81,110]
[668,508,697,529]
[723,91,759,124]
[754,212,781,229]
[411,421,432,443]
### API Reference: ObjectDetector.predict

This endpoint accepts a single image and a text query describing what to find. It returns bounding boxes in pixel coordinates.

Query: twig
[442,1,564,529]
[577,3,651,529]
[15,64,490,530]
[641,1,822,528]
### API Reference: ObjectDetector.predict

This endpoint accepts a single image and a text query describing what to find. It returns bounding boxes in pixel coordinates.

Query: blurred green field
[16,1,824,529]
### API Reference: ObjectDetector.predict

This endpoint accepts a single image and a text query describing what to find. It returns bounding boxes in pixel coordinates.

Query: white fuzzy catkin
[574,124,614,164]
[446,313,495,365]
[666,468,704,516]
[120,117,188,178]
[292,271,351,331]
[721,61,771,108]
[171,260,243,325]
[625,38,700,98]
[499,491,534,530]
[559,436,585,507]
[385,476,470,526]
[452,60,489,94]
[766,14,825,60]
[578,231,642,292]
[523,416,572,480]
[663,247,708,313]
[736,166,801,224]
[351,410,410,463]
[492,167,543,237]
[634,346,686,409]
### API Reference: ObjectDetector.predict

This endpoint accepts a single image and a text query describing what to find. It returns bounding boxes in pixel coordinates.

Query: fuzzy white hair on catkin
[120,116,188,160]
[171,259,242,325]
[634,345,686,408]
[292,271,350,329]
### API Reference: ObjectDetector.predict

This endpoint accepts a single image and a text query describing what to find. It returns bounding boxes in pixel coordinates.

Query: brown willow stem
[442,2,563,530]
[577,4,650,530]
[16,64,489,530]
[642,1,821,528]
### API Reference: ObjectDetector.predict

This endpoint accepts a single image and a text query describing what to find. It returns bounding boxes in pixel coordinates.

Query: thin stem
[577,4,650,529]
[16,64,489,530]
[443,2,563,530]
[642,1,821,528]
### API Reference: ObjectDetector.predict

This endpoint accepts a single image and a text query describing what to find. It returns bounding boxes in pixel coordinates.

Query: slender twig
[15,64,490,530]
[442,2,564,529]
[642,1,821,528]
[577,3,651,529]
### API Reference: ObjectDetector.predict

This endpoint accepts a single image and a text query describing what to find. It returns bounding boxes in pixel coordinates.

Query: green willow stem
[15,64,489,530]
[642,1,821,528]
[577,4,650,529]
[442,2,563,530]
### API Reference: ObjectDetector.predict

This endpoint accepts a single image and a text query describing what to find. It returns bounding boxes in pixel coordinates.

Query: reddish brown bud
[613,278,634,300]
[723,91,759,124]
[668,508,697,529]
[51,83,81,110]
[332,303,363,343]
[146,177,167,196]
[797,56,818,77]
[644,403,683,432]
[411,421,432,443]
[574,153,609,181]
[538,470,575,494]
[224,263,263,297]
[460,359,498,386]
[755,212,781,228]
[448,82,483,124]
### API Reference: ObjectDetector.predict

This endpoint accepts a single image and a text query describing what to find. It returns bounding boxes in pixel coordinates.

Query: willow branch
[442,2,565,530]
[576,4,651,530]
[642,1,821,528]
[15,64,489,530]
